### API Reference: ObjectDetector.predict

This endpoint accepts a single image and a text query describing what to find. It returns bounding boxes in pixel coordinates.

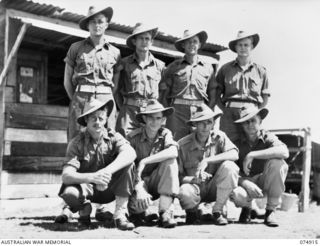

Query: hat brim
[234,108,269,124]
[79,7,113,31]
[228,33,260,53]
[187,112,222,126]
[126,27,158,50]
[174,31,208,53]
[136,107,174,124]
[77,99,114,126]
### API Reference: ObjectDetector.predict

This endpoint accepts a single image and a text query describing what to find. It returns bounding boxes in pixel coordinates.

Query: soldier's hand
[93,169,112,187]
[135,181,152,211]
[243,154,254,176]
[242,180,263,198]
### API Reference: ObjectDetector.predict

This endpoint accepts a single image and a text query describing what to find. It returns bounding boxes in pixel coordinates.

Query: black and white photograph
[0,0,319,242]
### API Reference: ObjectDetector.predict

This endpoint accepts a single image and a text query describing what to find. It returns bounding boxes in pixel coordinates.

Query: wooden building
[0,0,227,199]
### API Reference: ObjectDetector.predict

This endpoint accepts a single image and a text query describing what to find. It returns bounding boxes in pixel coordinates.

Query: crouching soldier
[127,99,180,228]
[58,98,137,230]
[178,104,239,225]
[230,106,289,227]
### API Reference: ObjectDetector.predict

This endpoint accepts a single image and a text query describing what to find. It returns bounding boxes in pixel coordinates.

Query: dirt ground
[0,197,319,239]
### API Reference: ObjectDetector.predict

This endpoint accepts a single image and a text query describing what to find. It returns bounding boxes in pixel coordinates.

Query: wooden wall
[1,103,68,199]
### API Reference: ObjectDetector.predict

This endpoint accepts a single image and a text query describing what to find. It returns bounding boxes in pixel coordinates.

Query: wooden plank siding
[1,103,67,198]
[5,128,67,143]
[5,142,67,157]
[6,112,67,130]
[3,156,64,171]
[5,102,68,118]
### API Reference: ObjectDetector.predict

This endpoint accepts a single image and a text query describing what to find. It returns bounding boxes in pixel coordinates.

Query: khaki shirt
[118,52,165,99]
[64,128,129,173]
[127,126,178,176]
[64,37,121,88]
[178,130,238,177]
[159,55,216,101]
[234,129,287,176]
[216,60,270,105]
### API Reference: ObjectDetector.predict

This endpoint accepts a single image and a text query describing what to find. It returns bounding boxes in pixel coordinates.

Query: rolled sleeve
[113,132,130,152]
[219,131,239,153]
[264,132,286,148]
[163,129,179,149]
[64,139,82,170]
[64,43,79,68]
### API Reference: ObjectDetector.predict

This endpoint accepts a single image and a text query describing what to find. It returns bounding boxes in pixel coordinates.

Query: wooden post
[0,22,29,86]
[0,19,28,198]
[299,127,312,212]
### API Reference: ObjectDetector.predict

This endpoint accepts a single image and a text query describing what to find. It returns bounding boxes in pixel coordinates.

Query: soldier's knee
[267,159,288,173]
[230,186,251,208]
[178,184,201,210]
[220,161,240,175]
[61,186,81,200]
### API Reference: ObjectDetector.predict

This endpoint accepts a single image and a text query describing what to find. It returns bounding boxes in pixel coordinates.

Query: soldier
[58,5,121,224]
[159,30,217,140]
[58,98,137,230]
[114,23,165,137]
[178,104,239,225]
[216,31,270,142]
[64,5,120,141]
[230,106,289,227]
[127,100,179,228]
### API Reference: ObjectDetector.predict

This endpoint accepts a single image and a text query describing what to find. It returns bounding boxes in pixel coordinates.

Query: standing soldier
[64,5,120,140]
[178,104,239,225]
[159,30,217,140]
[230,106,289,227]
[114,23,165,137]
[216,31,270,142]
[127,99,179,228]
[56,5,120,224]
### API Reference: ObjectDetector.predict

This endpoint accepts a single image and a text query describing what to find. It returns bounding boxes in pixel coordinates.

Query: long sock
[212,188,232,213]
[159,195,173,213]
[114,196,129,220]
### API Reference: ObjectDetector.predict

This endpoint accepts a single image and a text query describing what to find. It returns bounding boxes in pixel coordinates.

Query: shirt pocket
[195,69,210,91]
[146,69,161,98]
[76,53,93,74]
[129,69,141,92]
[173,70,189,92]
[225,73,241,94]
[248,73,262,96]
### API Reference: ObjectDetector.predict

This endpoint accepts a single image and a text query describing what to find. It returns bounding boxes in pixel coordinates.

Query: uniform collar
[130,51,155,66]
[140,127,164,142]
[85,36,111,50]
[240,129,266,144]
[180,55,204,66]
[85,127,111,143]
[190,130,219,150]
[232,59,255,69]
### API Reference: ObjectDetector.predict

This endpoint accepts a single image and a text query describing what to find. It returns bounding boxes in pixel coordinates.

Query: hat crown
[191,104,214,120]
[86,6,100,17]
[239,106,258,119]
[141,99,165,113]
[131,22,157,36]
[236,30,248,39]
[82,98,105,114]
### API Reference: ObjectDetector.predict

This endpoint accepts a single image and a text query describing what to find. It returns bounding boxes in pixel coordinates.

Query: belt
[124,97,148,108]
[225,101,257,108]
[173,98,203,106]
[76,85,112,94]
